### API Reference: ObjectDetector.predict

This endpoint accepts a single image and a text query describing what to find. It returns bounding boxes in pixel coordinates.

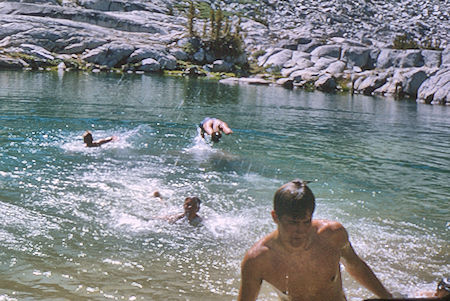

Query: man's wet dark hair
[273,179,315,218]
[211,132,222,142]
[83,131,93,144]
[185,197,201,205]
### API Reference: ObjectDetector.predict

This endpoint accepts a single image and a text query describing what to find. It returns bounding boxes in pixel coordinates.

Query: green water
[0,70,448,300]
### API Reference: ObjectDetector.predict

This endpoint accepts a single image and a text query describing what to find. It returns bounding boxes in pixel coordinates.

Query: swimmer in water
[199,117,233,143]
[166,197,203,226]
[83,130,116,147]
[238,179,392,301]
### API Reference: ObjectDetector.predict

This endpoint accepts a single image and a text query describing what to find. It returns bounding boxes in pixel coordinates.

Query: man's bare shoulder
[314,219,348,247]
[315,219,345,231]
[243,232,277,263]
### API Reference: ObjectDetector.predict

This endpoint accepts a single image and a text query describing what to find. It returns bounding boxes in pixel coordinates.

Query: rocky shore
[0,0,449,105]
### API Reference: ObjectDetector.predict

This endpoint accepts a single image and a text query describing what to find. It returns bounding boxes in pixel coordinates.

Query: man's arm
[94,136,116,146]
[167,213,185,224]
[238,253,262,301]
[219,121,233,135]
[340,229,392,299]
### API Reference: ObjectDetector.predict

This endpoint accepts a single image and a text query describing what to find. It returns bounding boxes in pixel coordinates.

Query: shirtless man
[238,179,392,301]
[199,117,233,142]
[167,197,203,226]
[83,130,116,147]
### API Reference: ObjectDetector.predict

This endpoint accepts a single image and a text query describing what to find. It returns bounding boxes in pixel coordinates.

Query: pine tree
[214,8,223,41]
[187,1,196,37]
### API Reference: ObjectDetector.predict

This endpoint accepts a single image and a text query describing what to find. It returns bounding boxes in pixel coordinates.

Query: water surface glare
[0,70,449,300]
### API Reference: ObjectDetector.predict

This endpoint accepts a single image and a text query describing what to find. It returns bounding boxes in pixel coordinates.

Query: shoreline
[0,0,449,105]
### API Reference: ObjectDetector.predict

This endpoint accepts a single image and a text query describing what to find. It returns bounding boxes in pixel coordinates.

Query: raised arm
[219,120,233,135]
[238,253,263,301]
[93,136,116,146]
[340,229,392,299]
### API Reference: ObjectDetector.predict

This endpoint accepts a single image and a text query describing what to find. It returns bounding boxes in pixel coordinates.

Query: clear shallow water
[0,70,448,300]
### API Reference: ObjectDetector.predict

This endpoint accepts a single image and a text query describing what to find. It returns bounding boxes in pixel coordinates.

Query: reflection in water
[0,70,449,300]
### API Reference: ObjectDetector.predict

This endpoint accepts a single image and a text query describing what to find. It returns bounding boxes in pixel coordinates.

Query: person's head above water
[82,130,116,147]
[273,179,315,219]
[83,131,93,145]
[183,197,201,215]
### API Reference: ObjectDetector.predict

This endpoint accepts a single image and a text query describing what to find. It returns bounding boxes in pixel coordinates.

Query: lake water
[0,70,448,300]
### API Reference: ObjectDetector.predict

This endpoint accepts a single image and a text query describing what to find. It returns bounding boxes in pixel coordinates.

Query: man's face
[273,211,313,248]
[184,199,199,215]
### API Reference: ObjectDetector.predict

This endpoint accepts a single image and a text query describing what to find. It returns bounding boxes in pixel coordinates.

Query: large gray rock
[292,51,311,61]
[193,48,205,63]
[398,50,424,68]
[263,49,293,68]
[157,54,177,70]
[0,54,29,69]
[341,46,372,69]
[401,68,428,97]
[376,49,400,69]
[276,78,294,89]
[61,38,108,54]
[210,60,233,73]
[315,74,337,92]
[297,40,324,53]
[82,42,134,67]
[137,58,160,72]
[324,60,346,74]
[77,0,159,13]
[294,57,314,68]
[280,58,314,77]
[170,48,188,61]
[431,82,450,105]
[290,68,320,82]
[310,45,341,59]
[355,72,389,95]
[373,78,402,95]
[417,67,450,105]
[20,43,55,60]
[257,47,283,66]
[377,49,425,69]
[442,45,450,66]
[0,2,182,35]
[313,57,338,71]
[422,50,441,68]
[127,47,165,64]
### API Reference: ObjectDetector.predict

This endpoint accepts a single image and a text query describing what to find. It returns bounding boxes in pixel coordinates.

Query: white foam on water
[202,211,248,239]
[184,130,217,154]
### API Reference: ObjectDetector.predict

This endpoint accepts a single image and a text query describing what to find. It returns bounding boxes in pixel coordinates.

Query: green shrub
[183,1,244,60]
[392,34,419,49]
[420,37,443,50]
[392,34,443,50]
[182,42,197,55]
[252,49,266,59]
[204,34,243,58]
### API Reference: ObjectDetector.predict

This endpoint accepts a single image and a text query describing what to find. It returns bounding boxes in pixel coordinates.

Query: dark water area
[0,70,448,300]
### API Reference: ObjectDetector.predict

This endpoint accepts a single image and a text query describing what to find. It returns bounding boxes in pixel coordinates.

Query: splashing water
[0,71,448,300]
